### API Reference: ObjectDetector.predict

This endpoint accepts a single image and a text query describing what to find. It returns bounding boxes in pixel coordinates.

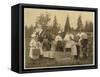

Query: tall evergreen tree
[84,21,89,32]
[84,21,93,32]
[29,24,34,37]
[25,25,28,38]
[89,22,93,32]
[64,16,71,33]
[52,16,59,35]
[77,15,83,32]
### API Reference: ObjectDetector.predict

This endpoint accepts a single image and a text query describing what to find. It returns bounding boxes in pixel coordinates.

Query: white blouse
[55,35,62,42]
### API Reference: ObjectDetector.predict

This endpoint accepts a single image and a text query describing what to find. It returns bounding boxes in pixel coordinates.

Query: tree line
[25,13,93,39]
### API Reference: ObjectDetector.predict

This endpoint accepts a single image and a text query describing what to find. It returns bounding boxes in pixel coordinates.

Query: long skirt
[71,45,77,56]
[76,44,80,58]
[42,41,51,51]
[56,41,64,51]
[29,48,40,60]
[80,39,88,58]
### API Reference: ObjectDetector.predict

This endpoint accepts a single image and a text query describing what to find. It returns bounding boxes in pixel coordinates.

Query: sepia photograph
[24,7,95,69]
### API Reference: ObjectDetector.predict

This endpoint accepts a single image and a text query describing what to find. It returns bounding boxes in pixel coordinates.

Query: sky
[24,8,94,30]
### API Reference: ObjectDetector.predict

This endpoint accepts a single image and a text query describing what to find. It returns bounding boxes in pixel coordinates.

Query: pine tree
[77,15,83,32]
[89,22,93,32]
[84,21,88,32]
[25,25,28,38]
[64,16,71,33]
[52,16,59,35]
[84,21,93,32]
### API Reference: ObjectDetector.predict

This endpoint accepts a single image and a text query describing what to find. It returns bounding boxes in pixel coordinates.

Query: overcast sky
[24,8,94,30]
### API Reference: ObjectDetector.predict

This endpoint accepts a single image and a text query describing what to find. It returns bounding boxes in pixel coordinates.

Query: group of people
[55,31,88,60]
[29,27,88,60]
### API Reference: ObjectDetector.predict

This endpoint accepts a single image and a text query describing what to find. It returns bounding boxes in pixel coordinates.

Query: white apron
[29,39,40,60]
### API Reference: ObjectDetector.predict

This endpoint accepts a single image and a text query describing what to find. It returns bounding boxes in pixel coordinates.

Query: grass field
[24,32,93,69]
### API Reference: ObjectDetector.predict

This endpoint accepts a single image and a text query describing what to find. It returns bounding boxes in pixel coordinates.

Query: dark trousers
[76,45,80,59]
[81,39,88,58]
[56,41,64,51]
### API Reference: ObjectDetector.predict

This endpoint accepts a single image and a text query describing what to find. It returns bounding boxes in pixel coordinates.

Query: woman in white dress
[64,33,77,60]
[64,33,74,51]
[29,32,40,60]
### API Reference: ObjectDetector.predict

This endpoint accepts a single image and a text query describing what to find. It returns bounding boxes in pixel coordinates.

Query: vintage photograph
[24,8,95,69]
